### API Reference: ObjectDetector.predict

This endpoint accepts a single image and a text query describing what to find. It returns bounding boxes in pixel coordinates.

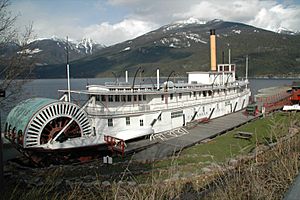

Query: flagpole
[66,36,71,102]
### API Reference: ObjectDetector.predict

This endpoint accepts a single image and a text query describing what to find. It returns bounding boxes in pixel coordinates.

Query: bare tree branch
[0,0,35,111]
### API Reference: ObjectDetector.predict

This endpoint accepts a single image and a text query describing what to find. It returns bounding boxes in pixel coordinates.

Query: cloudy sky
[10,0,300,46]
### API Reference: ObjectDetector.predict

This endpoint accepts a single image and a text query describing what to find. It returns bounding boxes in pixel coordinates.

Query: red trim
[104,135,125,157]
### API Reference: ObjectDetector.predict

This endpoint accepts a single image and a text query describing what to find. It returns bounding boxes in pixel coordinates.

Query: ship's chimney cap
[210,29,215,35]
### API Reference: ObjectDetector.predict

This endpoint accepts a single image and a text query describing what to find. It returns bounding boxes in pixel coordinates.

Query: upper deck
[60,64,243,96]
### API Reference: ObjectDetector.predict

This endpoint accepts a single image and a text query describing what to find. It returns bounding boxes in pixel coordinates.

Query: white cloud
[107,0,300,32]
[8,0,300,46]
[83,19,157,45]
[107,0,142,6]
[249,4,300,31]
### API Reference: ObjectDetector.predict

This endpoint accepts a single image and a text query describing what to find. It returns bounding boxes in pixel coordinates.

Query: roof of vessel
[6,98,57,133]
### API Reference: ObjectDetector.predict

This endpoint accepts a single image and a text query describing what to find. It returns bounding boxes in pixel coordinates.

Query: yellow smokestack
[210,29,217,71]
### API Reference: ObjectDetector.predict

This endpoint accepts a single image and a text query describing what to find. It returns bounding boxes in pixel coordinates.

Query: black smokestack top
[210,29,215,35]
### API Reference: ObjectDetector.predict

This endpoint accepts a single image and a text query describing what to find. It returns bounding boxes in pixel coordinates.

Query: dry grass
[4,112,300,200]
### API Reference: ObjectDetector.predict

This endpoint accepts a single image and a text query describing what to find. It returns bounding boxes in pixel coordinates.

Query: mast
[246,55,249,80]
[228,48,231,65]
[156,68,160,90]
[66,36,71,102]
[125,70,128,83]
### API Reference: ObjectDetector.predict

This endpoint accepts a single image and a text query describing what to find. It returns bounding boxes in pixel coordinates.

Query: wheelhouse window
[140,119,144,126]
[121,95,126,102]
[108,95,113,102]
[101,95,106,101]
[126,117,130,125]
[115,95,120,102]
[108,118,113,127]
[127,95,132,102]
[138,95,142,101]
[134,95,137,101]
[143,95,146,101]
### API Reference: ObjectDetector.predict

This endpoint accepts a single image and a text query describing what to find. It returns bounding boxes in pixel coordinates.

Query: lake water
[11,77,300,103]
[1,77,299,161]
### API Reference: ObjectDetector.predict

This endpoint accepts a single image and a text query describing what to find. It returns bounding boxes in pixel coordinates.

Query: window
[179,93,182,99]
[199,92,201,97]
[140,119,144,126]
[143,95,146,101]
[161,95,164,101]
[108,95,114,102]
[101,95,106,101]
[193,92,196,97]
[126,117,130,125]
[108,118,113,127]
[138,95,142,101]
[171,111,183,118]
[203,91,207,97]
[134,95,137,101]
[170,93,173,100]
[189,92,192,98]
[115,95,120,102]
[127,95,132,102]
[121,95,126,102]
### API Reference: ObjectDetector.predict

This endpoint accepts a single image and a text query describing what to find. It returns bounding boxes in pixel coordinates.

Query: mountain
[276,27,300,35]
[27,20,300,78]
[0,37,105,67]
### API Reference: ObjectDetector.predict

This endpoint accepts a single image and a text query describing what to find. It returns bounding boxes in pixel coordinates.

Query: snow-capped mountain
[12,18,300,78]
[1,37,105,66]
[276,27,299,35]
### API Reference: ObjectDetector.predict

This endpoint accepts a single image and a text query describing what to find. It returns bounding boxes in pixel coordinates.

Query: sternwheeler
[4,29,251,164]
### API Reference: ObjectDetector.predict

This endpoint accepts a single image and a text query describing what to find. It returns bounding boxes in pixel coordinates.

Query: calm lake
[1,77,299,161]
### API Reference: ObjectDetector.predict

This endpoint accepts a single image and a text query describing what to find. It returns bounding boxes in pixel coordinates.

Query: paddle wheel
[4,97,94,166]
[40,117,81,144]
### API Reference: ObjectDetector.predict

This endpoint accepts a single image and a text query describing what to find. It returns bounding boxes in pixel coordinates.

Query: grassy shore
[3,112,300,199]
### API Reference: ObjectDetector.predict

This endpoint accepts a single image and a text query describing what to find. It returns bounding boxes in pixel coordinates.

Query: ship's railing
[86,89,250,116]
[86,81,247,94]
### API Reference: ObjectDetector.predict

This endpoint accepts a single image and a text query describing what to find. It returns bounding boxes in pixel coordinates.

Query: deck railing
[86,89,250,116]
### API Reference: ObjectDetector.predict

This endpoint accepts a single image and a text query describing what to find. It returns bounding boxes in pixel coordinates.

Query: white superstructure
[65,63,250,145]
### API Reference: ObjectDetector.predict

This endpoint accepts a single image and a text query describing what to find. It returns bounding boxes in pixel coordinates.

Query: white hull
[88,88,250,144]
